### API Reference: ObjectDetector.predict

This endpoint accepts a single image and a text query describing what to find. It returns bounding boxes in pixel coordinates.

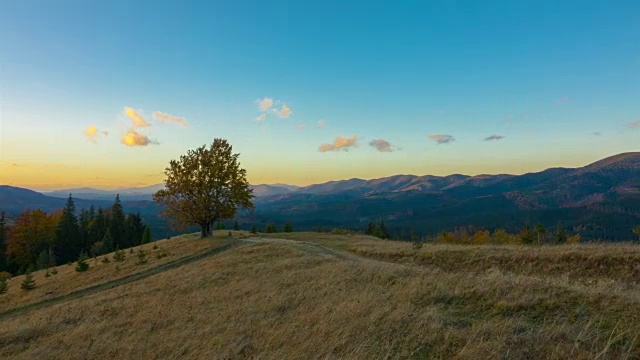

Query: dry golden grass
[0,232,638,359]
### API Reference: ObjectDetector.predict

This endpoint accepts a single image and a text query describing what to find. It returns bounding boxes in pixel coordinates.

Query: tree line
[0,194,152,275]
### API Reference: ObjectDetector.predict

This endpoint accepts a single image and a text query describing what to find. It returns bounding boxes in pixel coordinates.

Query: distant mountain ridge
[2,152,639,240]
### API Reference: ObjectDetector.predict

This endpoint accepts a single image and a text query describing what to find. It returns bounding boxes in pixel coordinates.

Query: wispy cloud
[10,162,21,167]
[124,107,150,128]
[592,131,602,136]
[319,135,358,152]
[121,129,158,147]
[369,139,394,152]
[256,113,266,123]
[317,120,326,128]
[258,97,274,111]
[273,104,292,118]
[628,120,640,128]
[484,135,505,141]
[153,111,188,127]
[297,124,306,131]
[557,97,569,106]
[83,125,109,143]
[428,134,455,144]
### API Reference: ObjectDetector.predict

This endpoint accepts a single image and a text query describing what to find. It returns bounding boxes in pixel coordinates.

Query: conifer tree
[55,194,82,264]
[519,224,536,245]
[283,223,293,232]
[75,252,90,272]
[113,248,126,262]
[554,223,568,244]
[21,271,36,290]
[141,226,152,244]
[251,225,258,234]
[0,277,7,294]
[110,195,127,249]
[0,212,6,272]
[233,221,240,231]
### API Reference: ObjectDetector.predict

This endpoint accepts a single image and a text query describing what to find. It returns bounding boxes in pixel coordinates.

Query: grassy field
[0,231,639,359]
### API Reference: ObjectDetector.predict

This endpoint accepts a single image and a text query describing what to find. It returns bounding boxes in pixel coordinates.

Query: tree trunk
[200,224,208,238]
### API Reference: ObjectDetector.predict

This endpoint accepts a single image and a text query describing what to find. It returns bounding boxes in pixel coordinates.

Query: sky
[1,0,639,191]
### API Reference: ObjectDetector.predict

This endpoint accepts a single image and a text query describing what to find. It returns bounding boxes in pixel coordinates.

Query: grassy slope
[0,231,639,359]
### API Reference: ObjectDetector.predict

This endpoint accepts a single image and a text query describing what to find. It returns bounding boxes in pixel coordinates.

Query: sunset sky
[1,1,639,191]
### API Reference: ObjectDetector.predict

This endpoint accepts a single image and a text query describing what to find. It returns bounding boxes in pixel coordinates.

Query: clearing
[1,231,639,359]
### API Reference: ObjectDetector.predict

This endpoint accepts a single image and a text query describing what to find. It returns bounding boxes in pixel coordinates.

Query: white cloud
[153,111,188,127]
[428,134,455,144]
[273,104,292,118]
[124,107,150,128]
[83,125,109,143]
[121,129,158,147]
[258,97,274,111]
[317,120,326,128]
[256,113,267,123]
[319,135,358,152]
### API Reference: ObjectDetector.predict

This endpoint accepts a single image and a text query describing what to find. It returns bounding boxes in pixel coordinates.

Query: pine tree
[141,226,152,244]
[554,223,568,244]
[0,278,7,294]
[0,212,7,272]
[251,225,258,234]
[216,221,226,230]
[21,271,36,290]
[113,248,125,262]
[233,221,240,231]
[283,223,293,232]
[110,195,127,249]
[366,221,375,235]
[55,194,82,264]
[124,213,145,248]
[101,228,114,254]
[75,252,90,272]
[135,249,148,265]
[265,224,277,233]
[378,221,389,239]
[519,224,536,245]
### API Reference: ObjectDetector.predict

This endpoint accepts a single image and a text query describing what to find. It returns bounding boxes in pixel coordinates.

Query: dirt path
[0,236,389,321]
[0,240,245,321]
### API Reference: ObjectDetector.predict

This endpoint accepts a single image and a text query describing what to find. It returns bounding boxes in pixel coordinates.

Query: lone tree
[153,139,254,238]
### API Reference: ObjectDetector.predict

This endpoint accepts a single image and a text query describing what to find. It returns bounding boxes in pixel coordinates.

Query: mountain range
[1,152,639,240]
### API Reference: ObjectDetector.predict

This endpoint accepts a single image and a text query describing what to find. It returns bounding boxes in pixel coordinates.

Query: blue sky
[1,0,638,190]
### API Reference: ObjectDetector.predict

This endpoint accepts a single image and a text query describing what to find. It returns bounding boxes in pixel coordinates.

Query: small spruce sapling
[135,249,148,265]
[113,248,126,262]
[21,272,36,291]
[75,252,90,272]
[251,225,257,234]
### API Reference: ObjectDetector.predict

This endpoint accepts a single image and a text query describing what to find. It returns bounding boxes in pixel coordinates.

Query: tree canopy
[153,138,254,238]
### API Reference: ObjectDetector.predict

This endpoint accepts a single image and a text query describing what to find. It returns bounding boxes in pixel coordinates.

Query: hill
[252,152,640,240]
[0,231,638,358]
[2,152,640,241]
